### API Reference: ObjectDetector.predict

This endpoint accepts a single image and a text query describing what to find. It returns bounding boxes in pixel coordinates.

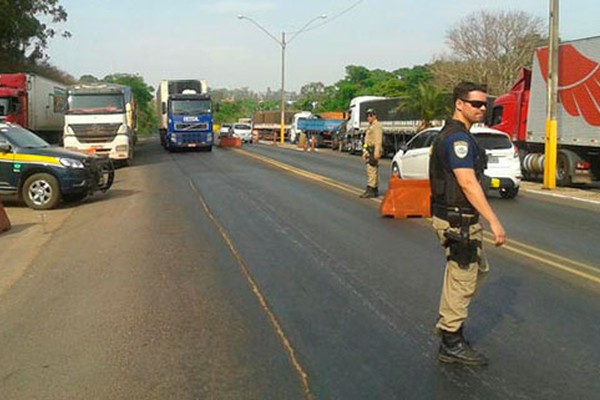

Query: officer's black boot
[359,187,370,198]
[359,186,378,198]
[438,328,488,366]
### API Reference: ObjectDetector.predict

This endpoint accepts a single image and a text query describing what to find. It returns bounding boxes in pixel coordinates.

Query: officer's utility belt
[433,204,481,268]
[432,204,479,227]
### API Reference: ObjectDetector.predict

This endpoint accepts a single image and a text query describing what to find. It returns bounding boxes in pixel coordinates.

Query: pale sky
[47,0,600,92]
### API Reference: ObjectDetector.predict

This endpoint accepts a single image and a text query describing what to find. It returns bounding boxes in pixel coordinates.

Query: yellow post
[544,120,557,189]
[543,0,559,190]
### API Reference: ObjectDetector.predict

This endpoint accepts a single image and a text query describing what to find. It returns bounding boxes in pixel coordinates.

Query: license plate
[490,178,500,188]
[187,143,197,147]
[487,156,499,163]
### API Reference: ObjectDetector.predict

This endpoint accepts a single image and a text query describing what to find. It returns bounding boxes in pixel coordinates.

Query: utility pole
[544,0,559,189]
[280,32,286,145]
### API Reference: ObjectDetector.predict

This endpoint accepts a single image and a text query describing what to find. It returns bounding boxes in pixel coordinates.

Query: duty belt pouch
[443,211,479,269]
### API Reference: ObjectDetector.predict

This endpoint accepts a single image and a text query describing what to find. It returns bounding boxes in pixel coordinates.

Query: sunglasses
[460,98,487,109]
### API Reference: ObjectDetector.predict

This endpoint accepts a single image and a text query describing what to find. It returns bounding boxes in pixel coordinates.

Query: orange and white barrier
[219,136,242,148]
[379,176,431,218]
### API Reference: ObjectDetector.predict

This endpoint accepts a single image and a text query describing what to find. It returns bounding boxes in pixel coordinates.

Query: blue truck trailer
[297,117,345,148]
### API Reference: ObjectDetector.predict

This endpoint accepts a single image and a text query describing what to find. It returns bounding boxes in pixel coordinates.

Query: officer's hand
[490,220,506,246]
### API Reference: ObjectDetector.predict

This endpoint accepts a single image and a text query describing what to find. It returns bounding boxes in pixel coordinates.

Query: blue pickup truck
[297,118,345,148]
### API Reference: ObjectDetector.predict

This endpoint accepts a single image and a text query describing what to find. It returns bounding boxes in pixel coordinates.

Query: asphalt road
[0,138,599,399]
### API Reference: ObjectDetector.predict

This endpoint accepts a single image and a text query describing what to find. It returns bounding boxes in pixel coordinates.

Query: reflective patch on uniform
[453,141,469,159]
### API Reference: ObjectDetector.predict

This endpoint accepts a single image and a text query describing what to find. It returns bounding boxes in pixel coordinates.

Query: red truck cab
[0,73,27,127]
[490,69,531,143]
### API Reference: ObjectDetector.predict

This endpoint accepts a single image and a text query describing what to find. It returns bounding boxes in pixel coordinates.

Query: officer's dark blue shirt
[439,131,477,170]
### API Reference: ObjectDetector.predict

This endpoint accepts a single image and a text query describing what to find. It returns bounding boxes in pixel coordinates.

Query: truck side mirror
[0,142,12,153]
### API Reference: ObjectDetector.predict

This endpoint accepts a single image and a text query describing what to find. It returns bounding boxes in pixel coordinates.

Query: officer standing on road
[429,82,506,366]
[360,109,383,198]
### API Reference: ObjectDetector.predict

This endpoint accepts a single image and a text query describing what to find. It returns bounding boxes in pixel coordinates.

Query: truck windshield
[0,98,10,116]
[170,99,211,115]
[67,94,125,114]
[0,125,49,148]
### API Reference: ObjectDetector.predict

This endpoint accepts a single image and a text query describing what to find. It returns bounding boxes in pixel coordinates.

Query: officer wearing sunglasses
[429,81,506,366]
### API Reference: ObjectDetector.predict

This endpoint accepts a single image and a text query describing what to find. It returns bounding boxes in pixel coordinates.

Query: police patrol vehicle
[0,120,114,210]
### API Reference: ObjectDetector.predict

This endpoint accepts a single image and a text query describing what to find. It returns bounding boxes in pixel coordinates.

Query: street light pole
[280,31,286,145]
[238,14,327,145]
[544,0,559,189]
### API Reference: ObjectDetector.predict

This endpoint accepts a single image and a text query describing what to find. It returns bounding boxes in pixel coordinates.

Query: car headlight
[59,158,85,168]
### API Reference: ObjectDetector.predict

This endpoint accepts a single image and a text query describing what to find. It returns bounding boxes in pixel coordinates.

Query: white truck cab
[63,83,136,164]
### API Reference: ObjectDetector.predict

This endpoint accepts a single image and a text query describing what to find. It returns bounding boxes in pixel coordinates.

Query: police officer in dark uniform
[429,82,506,366]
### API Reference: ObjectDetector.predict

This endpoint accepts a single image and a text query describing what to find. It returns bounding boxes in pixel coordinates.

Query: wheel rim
[557,154,568,182]
[28,179,53,206]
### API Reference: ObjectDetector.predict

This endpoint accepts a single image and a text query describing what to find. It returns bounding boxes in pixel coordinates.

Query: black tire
[22,173,61,210]
[206,145,213,152]
[62,192,88,203]
[499,186,519,199]
[556,151,573,186]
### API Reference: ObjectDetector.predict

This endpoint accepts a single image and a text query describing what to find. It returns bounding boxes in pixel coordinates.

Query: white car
[231,123,253,143]
[219,123,232,136]
[391,126,522,199]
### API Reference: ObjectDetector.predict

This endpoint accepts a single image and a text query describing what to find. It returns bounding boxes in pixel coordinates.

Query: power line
[287,0,365,35]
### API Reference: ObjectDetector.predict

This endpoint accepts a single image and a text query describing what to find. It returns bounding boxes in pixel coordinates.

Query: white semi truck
[63,83,136,165]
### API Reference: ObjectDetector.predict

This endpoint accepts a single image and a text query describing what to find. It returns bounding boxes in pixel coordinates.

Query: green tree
[101,73,157,135]
[0,0,70,68]
[401,83,450,129]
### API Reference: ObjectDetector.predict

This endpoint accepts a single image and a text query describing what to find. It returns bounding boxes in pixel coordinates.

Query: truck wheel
[22,173,61,210]
[500,187,519,199]
[556,151,573,186]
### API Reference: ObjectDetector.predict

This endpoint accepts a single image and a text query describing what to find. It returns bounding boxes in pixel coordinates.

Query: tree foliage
[0,0,70,68]
[100,73,157,135]
[431,10,546,94]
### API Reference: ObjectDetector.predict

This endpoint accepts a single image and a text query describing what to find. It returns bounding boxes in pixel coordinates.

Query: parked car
[231,123,253,143]
[219,123,232,136]
[390,125,522,199]
[0,121,114,209]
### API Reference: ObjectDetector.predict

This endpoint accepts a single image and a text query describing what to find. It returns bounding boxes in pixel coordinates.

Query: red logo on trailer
[537,44,600,126]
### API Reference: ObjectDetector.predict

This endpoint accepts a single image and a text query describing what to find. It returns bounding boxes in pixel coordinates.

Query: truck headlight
[116,145,128,152]
[59,158,85,169]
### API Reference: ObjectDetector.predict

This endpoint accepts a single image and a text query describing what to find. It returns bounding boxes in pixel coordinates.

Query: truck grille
[175,122,209,131]
[70,123,120,143]
[179,133,209,144]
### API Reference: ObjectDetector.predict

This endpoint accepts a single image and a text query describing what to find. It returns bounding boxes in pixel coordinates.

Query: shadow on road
[0,222,35,236]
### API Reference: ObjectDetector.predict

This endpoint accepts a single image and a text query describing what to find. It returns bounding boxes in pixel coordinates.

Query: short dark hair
[453,81,487,104]
[366,108,376,116]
